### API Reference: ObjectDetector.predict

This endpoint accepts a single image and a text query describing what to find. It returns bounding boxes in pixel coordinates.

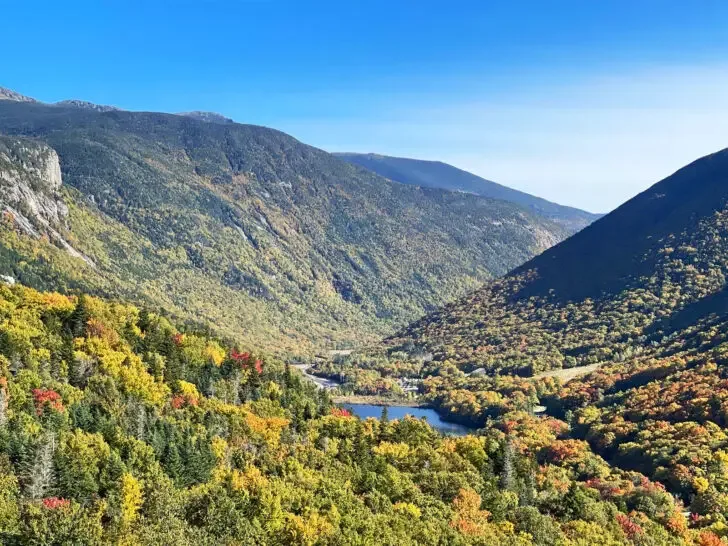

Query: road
[291,364,341,390]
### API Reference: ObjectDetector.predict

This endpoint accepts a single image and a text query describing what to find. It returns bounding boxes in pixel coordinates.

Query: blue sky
[2,1,728,212]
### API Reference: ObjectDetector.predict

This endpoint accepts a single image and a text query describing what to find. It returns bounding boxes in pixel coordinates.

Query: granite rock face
[0,136,93,265]
[0,86,37,103]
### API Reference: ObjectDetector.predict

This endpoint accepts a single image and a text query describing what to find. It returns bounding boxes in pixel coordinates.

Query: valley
[1,87,728,544]
[0,93,587,358]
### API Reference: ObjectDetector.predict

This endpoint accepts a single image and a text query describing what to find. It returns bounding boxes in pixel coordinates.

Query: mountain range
[0,87,592,356]
[388,146,728,375]
[336,152,601,231]
[2,84,728,542]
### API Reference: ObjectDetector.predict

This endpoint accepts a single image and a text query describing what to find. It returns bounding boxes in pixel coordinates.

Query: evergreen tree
[500,437,516,491]
[0,384,6,427]
[26,432,56,499]
[64,335,81,387]
[68,295,90,338]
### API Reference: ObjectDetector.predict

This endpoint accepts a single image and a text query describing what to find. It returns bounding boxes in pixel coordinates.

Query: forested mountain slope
[0,281,704,544]
[0,97,570,356]
[388,147,728,375]
[335,152,601,231]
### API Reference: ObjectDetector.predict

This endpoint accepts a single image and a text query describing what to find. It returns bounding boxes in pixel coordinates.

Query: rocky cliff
[0,136,92,264]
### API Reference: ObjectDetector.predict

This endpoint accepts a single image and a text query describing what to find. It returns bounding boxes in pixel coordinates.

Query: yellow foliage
[176,380,200,400]
[393,502,421,519]
[79,337,168,406]
[210,436,228,463]
[373,441,411,461]
[242,410,289,448]
[694,477,710,494]
[282,510,335,546]
[205,341,226,366]
[119,473,143,526]
[230,465,269,494]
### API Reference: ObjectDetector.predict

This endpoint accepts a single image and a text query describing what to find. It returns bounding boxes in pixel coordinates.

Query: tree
[26,432,56,500]
[68,295,90,338]
[500,438,516,491]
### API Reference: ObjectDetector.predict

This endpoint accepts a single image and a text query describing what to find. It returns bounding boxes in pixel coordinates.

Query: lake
[344,403,474,436]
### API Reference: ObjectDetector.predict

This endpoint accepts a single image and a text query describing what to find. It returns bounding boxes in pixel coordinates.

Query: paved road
[292,364,341,390]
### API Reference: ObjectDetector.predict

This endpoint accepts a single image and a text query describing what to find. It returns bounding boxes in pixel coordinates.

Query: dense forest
[4,89,728,543]
[0,98,577,356]
[1,281,716,545]
[335,153,601,231]
[309,147,728,542]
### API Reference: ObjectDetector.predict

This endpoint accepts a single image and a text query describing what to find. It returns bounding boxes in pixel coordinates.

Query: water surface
[345,403,473,436]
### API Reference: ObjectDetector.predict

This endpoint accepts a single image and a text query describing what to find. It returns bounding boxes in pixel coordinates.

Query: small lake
[344,403,474,436]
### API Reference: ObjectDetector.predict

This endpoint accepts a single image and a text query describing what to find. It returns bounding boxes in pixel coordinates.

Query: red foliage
[330,407,352,418]
[585,478,625,499]
[502,420,518,433]
[32,388,63,415]
[616,513,643,540]
[171,395,198,409]
[42,497,70,510]
[230,350,263,373]
[544,440,586,464]
[172,333,184,346]
[230,350,250,363]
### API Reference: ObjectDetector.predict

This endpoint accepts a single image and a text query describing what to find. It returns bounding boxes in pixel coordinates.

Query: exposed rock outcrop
[177,111,234,124]
[0,136,94,266]
[54,99,120,112]
[0,86,37,103]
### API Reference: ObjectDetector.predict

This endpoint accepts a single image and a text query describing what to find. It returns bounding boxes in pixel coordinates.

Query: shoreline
[332,395,425,407]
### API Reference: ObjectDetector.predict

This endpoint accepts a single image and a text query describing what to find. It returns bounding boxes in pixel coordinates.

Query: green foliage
[0,103,569,357]
[0,282,698,544]
[336,152,600,230]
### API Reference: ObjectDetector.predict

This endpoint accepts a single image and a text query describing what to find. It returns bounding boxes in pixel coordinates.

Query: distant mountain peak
[54,99,120,112]
[335,152,602,232]
[0,86,37,103]
[177,111,234,124]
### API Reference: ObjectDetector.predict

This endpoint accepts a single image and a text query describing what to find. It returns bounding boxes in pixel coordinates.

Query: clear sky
[2,1,728,212]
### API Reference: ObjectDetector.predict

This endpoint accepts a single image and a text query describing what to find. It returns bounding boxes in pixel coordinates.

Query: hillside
[386,147,728,375]
[0,280,705,544]
[0,97,569,356]
[335,153,601,231]
[320,147,728,526]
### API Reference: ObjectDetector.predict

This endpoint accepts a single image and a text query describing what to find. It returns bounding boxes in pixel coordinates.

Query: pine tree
[520,463,536,507]
[0,384,7,427]
[138,308,150,332]
[500,437,516,491]
[68,295,90,338]
[26,432,56,499]
[64,335,80,387]
[380,405,389,424]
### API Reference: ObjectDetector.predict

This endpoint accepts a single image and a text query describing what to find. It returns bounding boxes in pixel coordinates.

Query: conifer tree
[68,295,90,338]
[26,432,56,499]
[500,437,516,491]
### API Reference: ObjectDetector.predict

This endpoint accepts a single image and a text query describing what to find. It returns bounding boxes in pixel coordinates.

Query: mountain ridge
[0,98,569,356]
[335,152,601,231]
[385,145,728,375]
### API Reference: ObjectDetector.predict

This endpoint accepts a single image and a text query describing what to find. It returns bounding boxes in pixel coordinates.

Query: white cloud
[281,64,728,213]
